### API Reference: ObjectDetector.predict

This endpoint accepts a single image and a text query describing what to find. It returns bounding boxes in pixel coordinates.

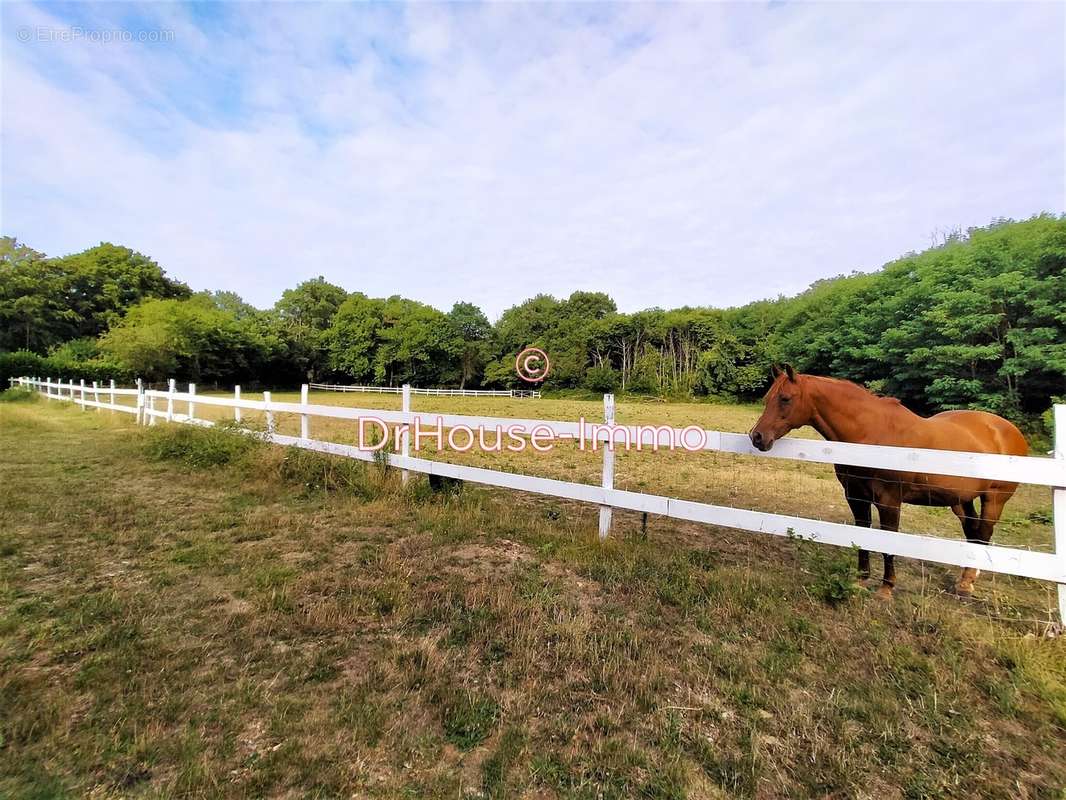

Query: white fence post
[234,385,242,423]
[1054,404,1066,625]
[79,379,86,410]
[166,379,175,422]
[598,393,616,540]
[300,384,310,440]
[401,384,411,485]
[92,380,100,410]
[188,383,197,422]
[148,390,156,426]
[264,391,274,435]
[136,379,144,424]
[109,379,116,409]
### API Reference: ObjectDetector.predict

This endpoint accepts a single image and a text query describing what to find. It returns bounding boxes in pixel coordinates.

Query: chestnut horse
[749,365,1029,597]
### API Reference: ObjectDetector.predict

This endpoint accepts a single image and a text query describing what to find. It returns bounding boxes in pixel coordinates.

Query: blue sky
[2,1,1063,318]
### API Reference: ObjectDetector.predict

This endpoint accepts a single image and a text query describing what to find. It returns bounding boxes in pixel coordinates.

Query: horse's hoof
[953,583,975,598]
[872,584,894,600]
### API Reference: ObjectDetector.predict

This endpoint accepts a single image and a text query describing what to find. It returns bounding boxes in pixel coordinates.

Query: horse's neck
[805,378,917,445]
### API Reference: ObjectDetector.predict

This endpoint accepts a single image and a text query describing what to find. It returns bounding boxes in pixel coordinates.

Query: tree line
[1,214,1063,421]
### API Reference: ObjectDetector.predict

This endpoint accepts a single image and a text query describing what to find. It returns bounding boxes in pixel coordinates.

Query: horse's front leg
[873,499,901,599]
[846,497,872,585]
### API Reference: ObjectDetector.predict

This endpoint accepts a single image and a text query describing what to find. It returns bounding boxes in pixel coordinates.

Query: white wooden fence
[13,376,1066,622]
[310,382,540,399]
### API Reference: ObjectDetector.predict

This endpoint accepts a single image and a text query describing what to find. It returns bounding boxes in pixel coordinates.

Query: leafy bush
[0,387,38,403]
[791,532,862,606]
[277,447,379,499]
[144,422,262,468]
[0,350,133,390]
[0,351,47,389]
[584,365,620,393]
[49,338,104,362]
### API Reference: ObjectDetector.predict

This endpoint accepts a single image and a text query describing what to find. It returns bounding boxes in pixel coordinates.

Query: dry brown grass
[1,398,1063,799]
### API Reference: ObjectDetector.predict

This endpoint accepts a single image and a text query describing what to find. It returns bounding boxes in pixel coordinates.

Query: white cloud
[2,2,1062,319]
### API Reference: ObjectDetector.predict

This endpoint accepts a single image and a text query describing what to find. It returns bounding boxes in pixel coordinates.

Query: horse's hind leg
[846,497,873,584]
[955,489,1015,597]
[873,497,901,599]
[951,500,980,596]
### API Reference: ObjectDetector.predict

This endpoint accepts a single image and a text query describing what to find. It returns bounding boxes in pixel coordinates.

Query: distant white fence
[310,382,540,399]
[13,375,1066,623]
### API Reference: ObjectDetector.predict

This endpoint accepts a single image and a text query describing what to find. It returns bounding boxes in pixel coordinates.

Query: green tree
[373,297,462,386]
[447,302,492,388]
[275,277,348,330]
[0,240,189,353]
[0,238,72,352]
[101,296,262,384]
[56,243,190,339]
[485,292,617,388]
[325,293,385,383]
[326,294,463,386]
[275,277,349,382]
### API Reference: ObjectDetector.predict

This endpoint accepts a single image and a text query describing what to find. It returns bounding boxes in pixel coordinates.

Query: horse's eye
[780,396,792,404]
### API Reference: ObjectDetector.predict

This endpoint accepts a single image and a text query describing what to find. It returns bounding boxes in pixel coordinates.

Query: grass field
[2,390,1064,799]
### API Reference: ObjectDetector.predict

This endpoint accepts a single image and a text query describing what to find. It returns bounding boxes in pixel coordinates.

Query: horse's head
[749,364,813,451]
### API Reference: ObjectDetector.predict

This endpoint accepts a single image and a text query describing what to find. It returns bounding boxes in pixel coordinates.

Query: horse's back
[926,410,1029,457]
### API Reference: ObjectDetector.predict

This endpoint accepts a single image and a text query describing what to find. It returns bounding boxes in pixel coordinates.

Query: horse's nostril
[751,431,763,447]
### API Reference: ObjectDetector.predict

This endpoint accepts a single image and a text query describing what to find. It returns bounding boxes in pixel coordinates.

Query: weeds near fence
[0,387,38,403]
[143,421,263,468]
[140,415,468,508]
[276,447,387,500]
[790,530,863,606]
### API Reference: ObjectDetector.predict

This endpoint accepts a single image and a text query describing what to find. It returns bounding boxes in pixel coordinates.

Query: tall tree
[447,302,491,388]
[0,240,189,353]
[325,293,385,383]
[274,277,349,381]
[275,277,348,330]
[101,296,264,384]
[0,237,68,352]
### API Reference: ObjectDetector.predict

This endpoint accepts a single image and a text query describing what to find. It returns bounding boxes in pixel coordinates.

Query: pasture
[1,391,1064,798]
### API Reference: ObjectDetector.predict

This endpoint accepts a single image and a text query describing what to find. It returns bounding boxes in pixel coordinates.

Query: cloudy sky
[2,2,1062,319]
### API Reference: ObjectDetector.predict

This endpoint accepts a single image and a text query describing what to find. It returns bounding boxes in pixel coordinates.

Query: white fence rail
[309,382,540,399]
[13,375,1066,622]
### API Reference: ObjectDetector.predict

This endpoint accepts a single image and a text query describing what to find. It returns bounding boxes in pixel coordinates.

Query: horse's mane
[805,374,903,406]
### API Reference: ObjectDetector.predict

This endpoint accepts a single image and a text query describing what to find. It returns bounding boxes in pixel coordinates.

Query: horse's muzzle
[750,430,773,451]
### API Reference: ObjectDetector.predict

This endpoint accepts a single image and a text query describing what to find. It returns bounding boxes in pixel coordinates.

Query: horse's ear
[783,363,796,382]
[771,364,781,379]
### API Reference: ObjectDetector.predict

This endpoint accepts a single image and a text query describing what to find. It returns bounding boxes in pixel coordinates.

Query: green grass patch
[792,533,863,606]
[143,421,262,468]
[276,446,381,499]
[0,387,38,403]
[433,686,499,750]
